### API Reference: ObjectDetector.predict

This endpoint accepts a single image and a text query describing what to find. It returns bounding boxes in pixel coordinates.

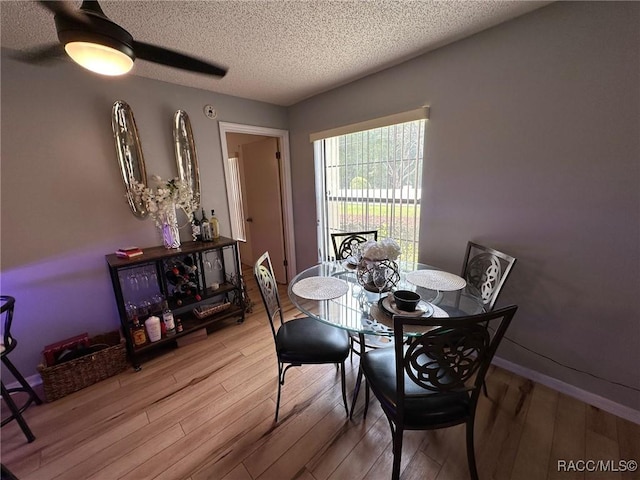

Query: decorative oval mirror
[112,100,148,218]
[173,110,201,208]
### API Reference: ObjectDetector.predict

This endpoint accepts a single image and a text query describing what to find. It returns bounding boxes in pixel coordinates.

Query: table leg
[349,332,366,419]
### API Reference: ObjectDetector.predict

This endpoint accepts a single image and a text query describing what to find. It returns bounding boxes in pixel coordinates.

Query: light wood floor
[2,272,639,480]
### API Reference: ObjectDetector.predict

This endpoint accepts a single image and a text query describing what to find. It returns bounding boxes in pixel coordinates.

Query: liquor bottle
[162,301,176,336]
[210,210,220,240]
[200,208,212,241]
[191,212,202,242]
[131,316,148,347]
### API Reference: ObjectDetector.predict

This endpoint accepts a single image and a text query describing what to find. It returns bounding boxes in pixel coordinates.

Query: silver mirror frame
[112,100,148,218]
[173,110,201,208]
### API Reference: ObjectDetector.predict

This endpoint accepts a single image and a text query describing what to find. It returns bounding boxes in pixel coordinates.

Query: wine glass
[125,302,138,321]
[151,294,165,314]
[213,255,223,271]
[139,269,150,289]
[127,271,139,291]
[138,299,151,318]
[372,264,388,301]
[204,253,213,272]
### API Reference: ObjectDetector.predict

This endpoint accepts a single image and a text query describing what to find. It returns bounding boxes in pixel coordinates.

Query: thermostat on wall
[204,105,217,119]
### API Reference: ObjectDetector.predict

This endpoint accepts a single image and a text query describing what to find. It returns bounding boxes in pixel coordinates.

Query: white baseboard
[492,356,640,425]
[2,373,43,391]
[26,373,43,387]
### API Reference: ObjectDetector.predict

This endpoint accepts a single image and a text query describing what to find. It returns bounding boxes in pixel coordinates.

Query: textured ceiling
[1,1,551,106]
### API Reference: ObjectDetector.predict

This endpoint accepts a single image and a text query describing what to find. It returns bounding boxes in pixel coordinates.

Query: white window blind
[310,107,429,142]
[314,114,427,264]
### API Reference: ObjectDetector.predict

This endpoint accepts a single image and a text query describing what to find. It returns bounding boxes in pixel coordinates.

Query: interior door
[242,137,287,283]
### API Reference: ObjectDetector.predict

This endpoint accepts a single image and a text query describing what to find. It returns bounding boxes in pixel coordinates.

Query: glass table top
[288,261,485,337]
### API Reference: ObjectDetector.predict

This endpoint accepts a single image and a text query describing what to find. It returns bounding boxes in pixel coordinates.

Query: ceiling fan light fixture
[64,41,133,76]
[41,1,226,79]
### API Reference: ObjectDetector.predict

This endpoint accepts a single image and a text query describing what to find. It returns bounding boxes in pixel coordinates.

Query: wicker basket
[193,301,231,319]
[38,331,128,402]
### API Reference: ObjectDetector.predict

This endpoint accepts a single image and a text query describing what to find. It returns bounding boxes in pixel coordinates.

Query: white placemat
[406,270,466,291]
[291,276,349,300]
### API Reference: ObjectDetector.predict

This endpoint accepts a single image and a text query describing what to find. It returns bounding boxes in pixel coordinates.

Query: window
[314,114,426,264]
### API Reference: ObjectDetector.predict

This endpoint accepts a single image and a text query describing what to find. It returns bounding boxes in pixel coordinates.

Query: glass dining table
[288,259,486,414]
[288,260,485,337]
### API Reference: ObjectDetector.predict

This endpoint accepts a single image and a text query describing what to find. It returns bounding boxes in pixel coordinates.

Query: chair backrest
[331,230,378,260]
[253,252,284,342]
[461,242,517,311]
[1,295,16,355]
[393,305,517,418]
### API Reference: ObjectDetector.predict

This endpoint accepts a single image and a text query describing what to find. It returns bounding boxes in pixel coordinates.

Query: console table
[106,237,246,369]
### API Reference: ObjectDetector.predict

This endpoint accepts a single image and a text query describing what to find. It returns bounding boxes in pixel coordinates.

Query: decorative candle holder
[356,258,400,293]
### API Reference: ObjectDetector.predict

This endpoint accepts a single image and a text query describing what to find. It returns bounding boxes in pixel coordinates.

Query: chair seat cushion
[277,317,349,364]
[361,347,471,428]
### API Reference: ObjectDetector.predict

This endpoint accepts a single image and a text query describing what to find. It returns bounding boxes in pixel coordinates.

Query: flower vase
[160,205,181,249]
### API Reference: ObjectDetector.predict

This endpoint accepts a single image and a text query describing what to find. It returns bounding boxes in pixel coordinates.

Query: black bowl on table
[393,290,421,312]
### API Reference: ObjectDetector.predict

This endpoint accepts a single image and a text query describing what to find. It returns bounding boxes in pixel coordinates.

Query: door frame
[218,122,296,280]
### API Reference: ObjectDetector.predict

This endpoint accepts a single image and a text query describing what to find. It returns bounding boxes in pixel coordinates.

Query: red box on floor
[42,333,90,367]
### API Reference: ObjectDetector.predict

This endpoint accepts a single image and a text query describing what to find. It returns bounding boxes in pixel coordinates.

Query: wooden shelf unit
[106,237,245,369]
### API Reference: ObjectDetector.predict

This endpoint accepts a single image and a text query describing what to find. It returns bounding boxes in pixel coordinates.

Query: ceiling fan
[16,0,227,78]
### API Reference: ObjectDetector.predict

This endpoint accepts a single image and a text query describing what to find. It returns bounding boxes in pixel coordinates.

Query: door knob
[246,217,253,222]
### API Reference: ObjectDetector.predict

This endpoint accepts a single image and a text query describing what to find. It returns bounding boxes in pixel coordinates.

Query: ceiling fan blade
[38,1,89,24]
[39,0,74,15]
[9,43,66,64]
[133,41,227,78]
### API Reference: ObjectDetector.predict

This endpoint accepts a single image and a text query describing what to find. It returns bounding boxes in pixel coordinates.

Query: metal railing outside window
[315,119,425,263]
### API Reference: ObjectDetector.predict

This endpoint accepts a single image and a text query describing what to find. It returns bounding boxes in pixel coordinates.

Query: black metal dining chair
[254,252,350,422]
[459,242,516,397]
[330,230,378,261]
[1,463,19,480]
[361,305,518,480]
[1,295,42,443]
[331,230,383,362]
[461,242,517,311]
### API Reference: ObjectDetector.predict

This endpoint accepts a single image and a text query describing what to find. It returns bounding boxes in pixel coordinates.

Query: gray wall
[0,56,287,379]
[288,2,639,410]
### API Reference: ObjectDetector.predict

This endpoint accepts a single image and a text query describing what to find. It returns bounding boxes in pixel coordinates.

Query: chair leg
[363,380,370,419]
[1,463,19,480]
[1,381,36,443]
[466,419,479,480]
[391,424,403,480]
[275,362,283,423]
[482,380,489,398]
[339,362,348,417]
[1,356,42,405]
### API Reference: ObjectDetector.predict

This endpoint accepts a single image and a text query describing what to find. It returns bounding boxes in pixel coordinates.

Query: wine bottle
[162,301,176,336]
[210,210,220,240]
[191,212,202,242]
[200,208,212,241]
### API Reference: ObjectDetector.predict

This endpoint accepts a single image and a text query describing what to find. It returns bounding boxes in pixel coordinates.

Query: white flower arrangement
[131,175,199,228]
[361,238,402,261]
